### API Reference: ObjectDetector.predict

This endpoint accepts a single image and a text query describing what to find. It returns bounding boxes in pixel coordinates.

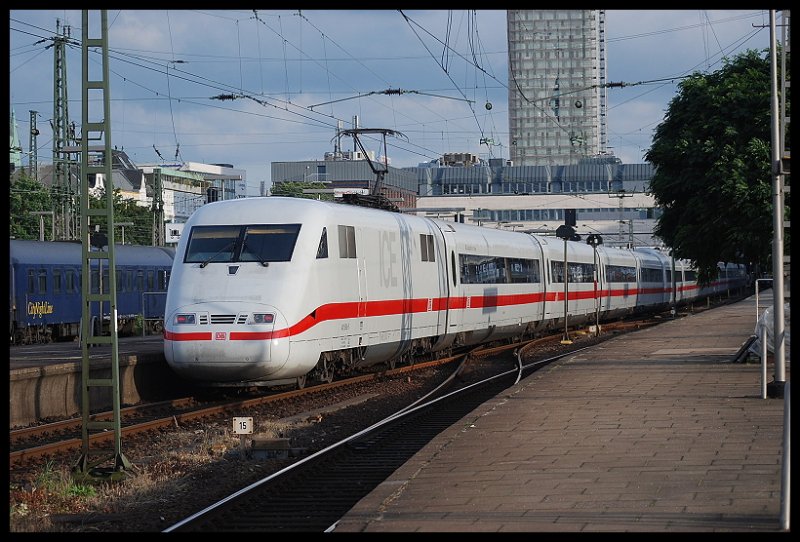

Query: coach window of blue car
[27,269,36,294]
[136,270,144,291]
[158,270,168,290]
[66,269,77,294]
[53,269,62,294]
[37,269,48,294]
[90,269,99,294]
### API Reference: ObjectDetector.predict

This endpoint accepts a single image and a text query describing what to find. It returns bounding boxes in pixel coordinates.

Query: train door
[431,229,447,334]
[527,234,548,326]
[356,227,368,344]
[436,223,463,339]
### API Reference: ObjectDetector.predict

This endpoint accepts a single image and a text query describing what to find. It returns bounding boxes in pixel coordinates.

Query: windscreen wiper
[199,241,235,268]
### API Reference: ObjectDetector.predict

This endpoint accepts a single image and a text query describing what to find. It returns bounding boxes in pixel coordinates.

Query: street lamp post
[563,236,570,343]
[586,234,603,337]
[29,211,54,241]
[556,224,575,344]
[116,222,134,245]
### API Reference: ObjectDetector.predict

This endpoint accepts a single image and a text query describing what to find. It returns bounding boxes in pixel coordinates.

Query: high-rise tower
[507,10,607,166]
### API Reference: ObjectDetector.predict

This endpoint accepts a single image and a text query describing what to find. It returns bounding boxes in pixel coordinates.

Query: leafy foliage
[10,173,156,245]
[90,186,156,246]
[9,173,54,240]
[645,49,789,284]
[270,181,334,201]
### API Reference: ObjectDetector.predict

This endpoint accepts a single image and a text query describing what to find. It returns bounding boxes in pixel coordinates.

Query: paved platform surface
[334,292,790,532]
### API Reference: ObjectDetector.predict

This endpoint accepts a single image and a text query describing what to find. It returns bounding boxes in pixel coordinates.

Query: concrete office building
[507,9,608,166]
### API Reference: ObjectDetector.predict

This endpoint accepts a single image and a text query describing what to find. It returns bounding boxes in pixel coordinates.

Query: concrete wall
[9,354,188,428]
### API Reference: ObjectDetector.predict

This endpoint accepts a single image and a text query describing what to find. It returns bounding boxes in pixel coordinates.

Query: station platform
[334,292,790,532]
[9,336,186,427]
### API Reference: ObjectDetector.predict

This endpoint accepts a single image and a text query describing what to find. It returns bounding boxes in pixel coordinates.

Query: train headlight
[175,313,196,325]
[251,313,274,324]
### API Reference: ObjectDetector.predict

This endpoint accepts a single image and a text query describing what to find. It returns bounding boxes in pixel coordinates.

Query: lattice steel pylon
[50,20,78,241]
[152,168,165,246]
[73,10,133,482]
[28,110,39,180]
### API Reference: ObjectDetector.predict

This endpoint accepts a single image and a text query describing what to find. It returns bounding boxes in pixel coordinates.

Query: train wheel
[320,360,334,384]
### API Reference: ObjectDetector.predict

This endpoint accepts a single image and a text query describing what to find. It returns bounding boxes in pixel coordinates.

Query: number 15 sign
[233,417,254,435]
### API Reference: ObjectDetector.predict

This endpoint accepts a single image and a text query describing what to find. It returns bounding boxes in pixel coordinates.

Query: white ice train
[163,197,748,388]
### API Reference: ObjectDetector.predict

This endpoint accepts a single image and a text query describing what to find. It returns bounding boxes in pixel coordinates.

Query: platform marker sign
[233,417,253,434]
[233,417,254,458]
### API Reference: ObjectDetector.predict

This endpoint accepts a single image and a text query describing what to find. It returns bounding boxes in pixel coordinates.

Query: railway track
[9,317,664,473]
[163,341,599,532]
[9,356,460,470]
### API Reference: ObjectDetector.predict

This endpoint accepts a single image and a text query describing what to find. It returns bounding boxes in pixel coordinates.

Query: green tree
[10,173,54,240]
[10,174,156,245]
[90,187,159,246]
[645,49,789,284]
[270,181,334,201]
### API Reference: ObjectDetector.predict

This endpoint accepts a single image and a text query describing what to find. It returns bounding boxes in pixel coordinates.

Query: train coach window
[338,225,357,258]
[316,228,329,259]
[641,267,663,283]
[460,255,541,284]
[147,270,155,291]
[605,264,637,283]
[136,270,144,291]
[551,261,595,284]
[116,270,124,293]
[91,270,99,294]
[27,269,36,294]
[66,269,78,294]
[158,270,168,290]
[37,269,48,294]
[53,269,62,294]
[509,258,540,283]
[420,234,435,262]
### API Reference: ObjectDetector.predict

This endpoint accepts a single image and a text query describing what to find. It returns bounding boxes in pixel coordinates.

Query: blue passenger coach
[9,239,175,344]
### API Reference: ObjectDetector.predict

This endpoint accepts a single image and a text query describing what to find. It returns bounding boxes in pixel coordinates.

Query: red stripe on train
[166,285,692,342]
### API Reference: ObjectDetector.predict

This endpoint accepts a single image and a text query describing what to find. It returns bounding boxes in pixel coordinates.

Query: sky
[10,9,777,196]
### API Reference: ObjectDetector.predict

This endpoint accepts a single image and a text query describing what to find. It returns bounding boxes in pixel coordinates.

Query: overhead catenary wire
[399,10,490,153]
[9,10,774,175]
[11,12,491,166]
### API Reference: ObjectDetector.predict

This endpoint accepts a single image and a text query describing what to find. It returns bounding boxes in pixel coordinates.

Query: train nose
[164,303,290,382]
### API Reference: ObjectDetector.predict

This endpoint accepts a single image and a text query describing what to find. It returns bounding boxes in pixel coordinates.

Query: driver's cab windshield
[184,224,301,265]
